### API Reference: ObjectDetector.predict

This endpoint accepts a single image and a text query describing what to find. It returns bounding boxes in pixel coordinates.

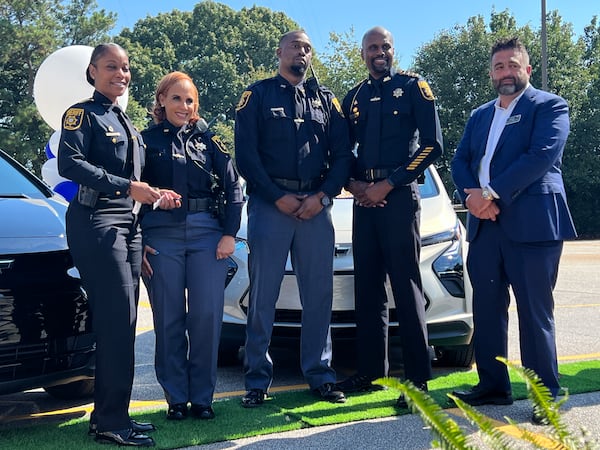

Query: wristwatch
[320,195,331,207]
[481,187,494,201]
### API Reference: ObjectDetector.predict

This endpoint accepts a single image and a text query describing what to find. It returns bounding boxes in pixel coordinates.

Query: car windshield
[0,153,47,198]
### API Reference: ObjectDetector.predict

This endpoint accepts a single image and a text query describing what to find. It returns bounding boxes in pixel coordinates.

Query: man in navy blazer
[450,37,577,422]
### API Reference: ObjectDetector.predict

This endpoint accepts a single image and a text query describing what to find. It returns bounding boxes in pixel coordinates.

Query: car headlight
[426,220,465,298]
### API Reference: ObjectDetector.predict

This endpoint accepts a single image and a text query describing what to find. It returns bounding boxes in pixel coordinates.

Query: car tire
[44,378,95,399]
[218,343,244,366]
[435,342,474,367]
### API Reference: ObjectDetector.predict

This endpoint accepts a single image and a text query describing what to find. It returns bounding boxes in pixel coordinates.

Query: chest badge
[393,88,404,98]
[194,141,207,151]
[311,98,322,108]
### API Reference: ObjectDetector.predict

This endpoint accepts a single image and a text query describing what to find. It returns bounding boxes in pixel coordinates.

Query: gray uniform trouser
[143,211,227,407]
[243,194,336,391]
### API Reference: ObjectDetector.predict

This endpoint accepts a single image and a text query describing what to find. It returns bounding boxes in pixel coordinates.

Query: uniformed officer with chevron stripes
[336,26,443,406]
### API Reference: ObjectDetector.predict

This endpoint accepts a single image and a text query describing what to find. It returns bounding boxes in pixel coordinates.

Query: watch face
[321,195,331,207]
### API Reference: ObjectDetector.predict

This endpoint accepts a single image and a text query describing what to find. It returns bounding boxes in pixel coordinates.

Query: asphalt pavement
[184,391,600,449]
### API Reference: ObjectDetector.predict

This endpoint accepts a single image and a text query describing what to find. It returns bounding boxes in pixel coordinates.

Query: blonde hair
[150,71,200,124]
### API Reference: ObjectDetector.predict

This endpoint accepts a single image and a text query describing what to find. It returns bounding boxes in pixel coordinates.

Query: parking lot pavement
[184,392,600,450]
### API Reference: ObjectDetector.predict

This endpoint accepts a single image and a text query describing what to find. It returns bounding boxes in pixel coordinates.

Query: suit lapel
[493,86,535,153]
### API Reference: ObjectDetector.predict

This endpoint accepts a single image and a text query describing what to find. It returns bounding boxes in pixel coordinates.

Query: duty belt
[188,197,212,212]
[360,168,395,182]
[272,177,323,192]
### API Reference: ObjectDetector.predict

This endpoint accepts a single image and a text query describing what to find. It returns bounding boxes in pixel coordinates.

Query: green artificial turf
[2,359,599,450]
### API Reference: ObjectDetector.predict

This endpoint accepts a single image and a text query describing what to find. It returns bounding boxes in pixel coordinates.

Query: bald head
[362,26,394,49]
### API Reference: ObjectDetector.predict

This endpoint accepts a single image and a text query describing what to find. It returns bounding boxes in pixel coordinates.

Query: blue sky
[95,0,598,67]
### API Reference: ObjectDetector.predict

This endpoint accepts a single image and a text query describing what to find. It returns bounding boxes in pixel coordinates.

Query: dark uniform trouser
[143,212,227,407]
[66,203,140,432]
[244,194,336,391]
[467,220,562,396]
[353,184,432,384]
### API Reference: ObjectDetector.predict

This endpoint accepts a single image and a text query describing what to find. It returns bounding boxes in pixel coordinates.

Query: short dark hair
[279,30,308,47]
[86,43,127,86]
[490,37,529,62]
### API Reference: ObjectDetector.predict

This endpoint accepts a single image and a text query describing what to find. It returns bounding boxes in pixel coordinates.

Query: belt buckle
[366,169,376,181]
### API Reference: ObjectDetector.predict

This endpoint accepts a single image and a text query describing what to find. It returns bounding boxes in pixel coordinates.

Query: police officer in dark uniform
[234,30,353,407]
[336,27,443,407]
[140,71,244,421]
[58,43,165,447]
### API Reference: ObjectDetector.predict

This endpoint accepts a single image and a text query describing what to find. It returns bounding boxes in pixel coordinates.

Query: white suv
[220,165,474,367]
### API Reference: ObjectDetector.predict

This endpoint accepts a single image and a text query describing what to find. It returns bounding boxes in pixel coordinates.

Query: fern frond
[449,394,517,450]
[377,377,474,450]
[500,357,579,449]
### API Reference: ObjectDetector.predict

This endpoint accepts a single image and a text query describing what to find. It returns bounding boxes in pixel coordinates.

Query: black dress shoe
[334,374,386,393]
[89,420,156,436]
[190,404,215,420]
[313,383,346,403]
[452,385,513,406]
[396,382,428,409]
[166,403,188,420]
[241,389,267,408]
[532,410,546,425]
[95,429,155,447]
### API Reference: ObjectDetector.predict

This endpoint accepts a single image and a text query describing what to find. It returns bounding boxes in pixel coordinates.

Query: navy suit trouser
[244,194,336,391]
[467,220,563,396]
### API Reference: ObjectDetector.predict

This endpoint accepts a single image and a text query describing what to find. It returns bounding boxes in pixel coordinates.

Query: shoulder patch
[63,108,84,130]
[211,135,229,154]
[417,80,435,101]
[236,91,252,111]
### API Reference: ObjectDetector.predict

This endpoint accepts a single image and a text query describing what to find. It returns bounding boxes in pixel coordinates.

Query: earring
[160,104,164,108]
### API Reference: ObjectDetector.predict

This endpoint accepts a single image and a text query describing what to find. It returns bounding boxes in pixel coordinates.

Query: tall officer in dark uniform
[235,30,353,407]
[336,27,443,406]
[140,71,244,421]
[58,43,166,447]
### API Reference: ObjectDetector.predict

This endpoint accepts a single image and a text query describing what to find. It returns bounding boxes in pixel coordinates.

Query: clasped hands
[464,187,500,221]
[275,193,324,220]
[347,180,390,208]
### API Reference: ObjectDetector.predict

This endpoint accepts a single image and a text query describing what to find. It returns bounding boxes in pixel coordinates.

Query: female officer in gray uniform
[58,43,171,447]
[140,71,244,422]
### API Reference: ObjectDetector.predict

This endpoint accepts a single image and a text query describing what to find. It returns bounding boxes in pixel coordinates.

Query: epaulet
[397,70,420,79]
[353,78,369,89]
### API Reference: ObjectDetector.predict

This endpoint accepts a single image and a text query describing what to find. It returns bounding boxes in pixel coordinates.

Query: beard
[369,57,390,75]
[290,64,307,76]
[494,76,527,95]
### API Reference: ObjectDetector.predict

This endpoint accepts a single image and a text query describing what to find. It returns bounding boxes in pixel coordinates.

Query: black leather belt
[272,177,323,192]
[188,197,212,212]
[359,168,395,182]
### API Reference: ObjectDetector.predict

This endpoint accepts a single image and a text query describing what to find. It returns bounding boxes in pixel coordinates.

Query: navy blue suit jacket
[451,85,577,243]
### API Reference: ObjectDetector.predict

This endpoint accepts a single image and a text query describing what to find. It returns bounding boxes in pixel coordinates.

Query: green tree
[0,0,115,174]
[317,28,365,100]
[118,1,298,130]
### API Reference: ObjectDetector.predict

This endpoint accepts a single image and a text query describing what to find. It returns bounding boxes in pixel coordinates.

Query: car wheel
[44,379,95,400]
[434,342,474,367]
[218,343,244,366]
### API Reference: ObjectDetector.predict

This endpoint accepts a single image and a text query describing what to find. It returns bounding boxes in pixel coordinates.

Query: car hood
[0,196,68,254]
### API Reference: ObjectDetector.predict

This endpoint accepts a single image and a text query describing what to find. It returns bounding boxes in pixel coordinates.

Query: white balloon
[34,45,129,130]
[47,129,61,158]
[41,158,69,188]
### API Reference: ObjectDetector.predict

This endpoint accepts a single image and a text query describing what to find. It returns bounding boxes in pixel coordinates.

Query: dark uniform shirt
[58,90,139,205]
[141,120,244,236]
[342,70,443,186]
[235,74,353,202]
